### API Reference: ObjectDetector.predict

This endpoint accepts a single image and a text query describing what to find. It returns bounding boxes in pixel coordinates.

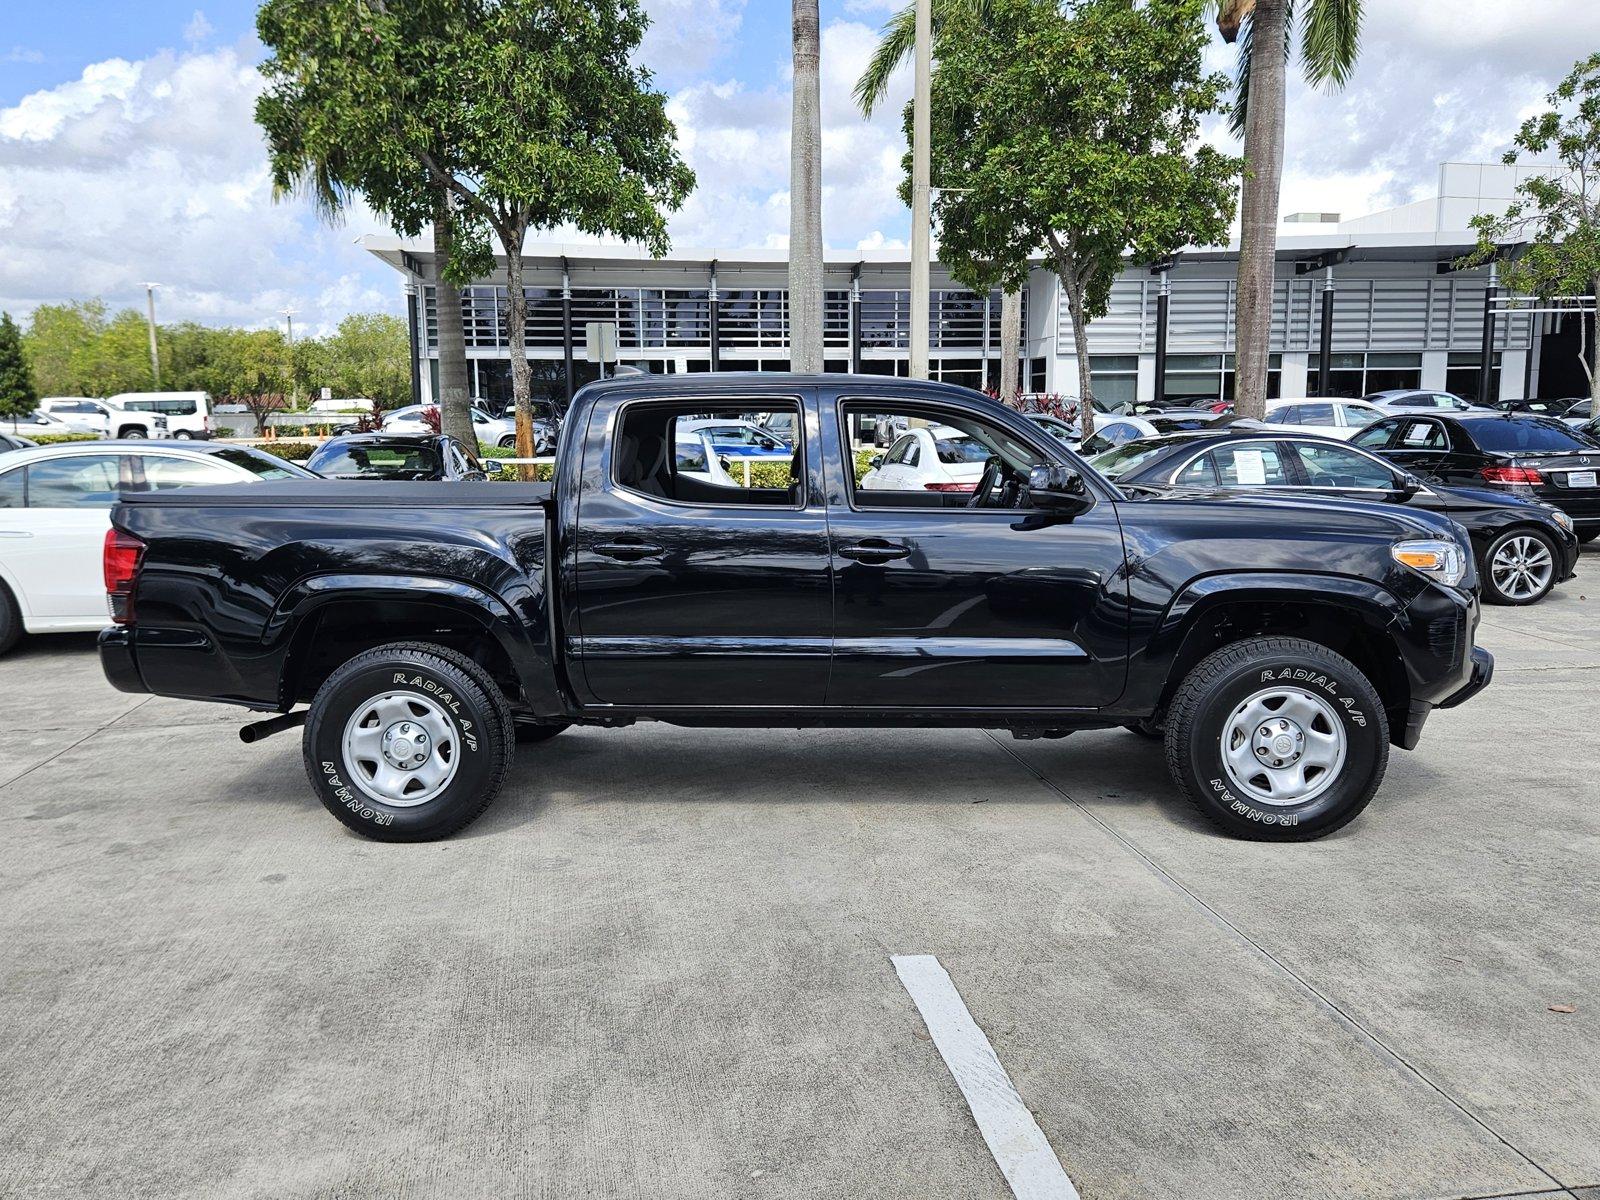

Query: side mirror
[869,454,884,469]
[1390,475,1422,500]
[1026,463,1093,514]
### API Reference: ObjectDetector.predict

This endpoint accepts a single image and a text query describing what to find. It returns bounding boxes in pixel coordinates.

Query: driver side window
[842,400,1043,510]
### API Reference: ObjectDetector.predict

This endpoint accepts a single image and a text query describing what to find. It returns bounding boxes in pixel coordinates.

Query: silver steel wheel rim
[1221,685,1347,807]
[340,691,460,808]
[1490,535,1553,600]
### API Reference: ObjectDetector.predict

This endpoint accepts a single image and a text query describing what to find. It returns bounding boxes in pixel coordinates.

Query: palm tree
[790,0,825,374]
[854,0,1026,395]
[1221,0,1363,419]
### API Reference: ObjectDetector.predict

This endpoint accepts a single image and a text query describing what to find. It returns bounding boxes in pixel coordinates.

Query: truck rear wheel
[1163,637,1389,841]
[302,642,514,841]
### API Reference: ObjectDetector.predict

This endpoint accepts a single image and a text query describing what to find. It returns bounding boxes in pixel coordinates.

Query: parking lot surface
[2,552,1598,1200]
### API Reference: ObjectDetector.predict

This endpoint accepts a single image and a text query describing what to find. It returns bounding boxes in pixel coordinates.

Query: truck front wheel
[302,642,515,841]
[1163,637,1389,841]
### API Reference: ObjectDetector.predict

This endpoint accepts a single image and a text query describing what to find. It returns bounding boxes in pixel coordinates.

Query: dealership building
[363,163,1596,412]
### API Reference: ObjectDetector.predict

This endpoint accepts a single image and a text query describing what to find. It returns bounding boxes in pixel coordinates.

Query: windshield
[314,444,443,479]
[208,447,314,480]
[1087,438,1179,480]
[1468,417,1600,453]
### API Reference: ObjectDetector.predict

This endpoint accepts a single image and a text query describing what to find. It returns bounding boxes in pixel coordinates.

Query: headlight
[1392,538,1467,588]
[1544,506,1574,534]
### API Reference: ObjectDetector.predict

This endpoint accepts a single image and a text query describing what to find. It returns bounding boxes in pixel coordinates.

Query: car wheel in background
[301,641,515,841]
[1482,527,1558,606]
[1164,637,1389,841]
[118,427,146,439]
[499,435,517,449]
[0,583,21,656]
[173,430,194,440]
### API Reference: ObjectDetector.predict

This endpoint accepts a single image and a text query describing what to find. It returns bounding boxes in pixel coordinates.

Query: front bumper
[98,626,147,695]
[1439,645,1494,708]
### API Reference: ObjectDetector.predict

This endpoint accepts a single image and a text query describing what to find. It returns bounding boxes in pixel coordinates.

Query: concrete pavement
[1,551,1596,1200]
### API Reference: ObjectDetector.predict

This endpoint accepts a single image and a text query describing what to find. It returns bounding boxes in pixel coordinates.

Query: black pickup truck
[100,374,1492,842]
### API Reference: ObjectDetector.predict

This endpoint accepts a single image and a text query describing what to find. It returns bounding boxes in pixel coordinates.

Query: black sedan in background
[305,433,489,481]
[1090,430,1580,605]
[0,431,39,453]
[1348,411,1600,544]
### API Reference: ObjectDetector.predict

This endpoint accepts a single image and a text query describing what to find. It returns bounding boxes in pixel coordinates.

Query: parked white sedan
[1244,398,1385,440]
[0,442,310,654]
[859,424,992,494]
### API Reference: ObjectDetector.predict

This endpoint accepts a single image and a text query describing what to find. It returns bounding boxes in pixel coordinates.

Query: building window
[1445,352,1501,401]
[1163,354,1281,404]
[1308,352,1422,399]
[1088,355,1139,408]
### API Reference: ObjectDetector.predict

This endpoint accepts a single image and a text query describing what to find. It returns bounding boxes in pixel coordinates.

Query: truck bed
[117,479,552,507]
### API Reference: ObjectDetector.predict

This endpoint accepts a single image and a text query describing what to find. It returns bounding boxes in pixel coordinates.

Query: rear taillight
[103,529,146,624]
[924,482,977,493]
[1480,465,1544,485]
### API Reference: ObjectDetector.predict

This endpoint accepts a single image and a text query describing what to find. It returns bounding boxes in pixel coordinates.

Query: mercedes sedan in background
[1090,429,1580,605]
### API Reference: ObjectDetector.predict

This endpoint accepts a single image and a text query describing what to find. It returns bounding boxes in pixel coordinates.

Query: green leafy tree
[256,0,475,447]
[23,300,166,397]
[919,0,1238,436]
[0,313,38,429]
[1218,0,1364,417]
[258,0,694,476]
[293,314,413,411]
[1465,52,1600,404]
[188,328,292,435]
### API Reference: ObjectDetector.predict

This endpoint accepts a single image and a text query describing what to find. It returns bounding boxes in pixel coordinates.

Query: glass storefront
[1307,352,1422,398]
[1445,352,1501,401]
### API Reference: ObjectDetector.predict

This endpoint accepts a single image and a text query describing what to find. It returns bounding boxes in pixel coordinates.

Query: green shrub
[29,432,101,445]
[245,440,319,461]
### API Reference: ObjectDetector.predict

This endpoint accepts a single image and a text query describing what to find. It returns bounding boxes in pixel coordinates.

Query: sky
[2,0,1599,335]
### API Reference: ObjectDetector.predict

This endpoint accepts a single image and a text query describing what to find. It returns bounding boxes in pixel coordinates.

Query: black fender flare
[266,573,567,717]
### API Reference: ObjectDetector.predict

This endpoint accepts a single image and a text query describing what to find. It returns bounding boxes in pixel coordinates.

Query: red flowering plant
[420,405,442,434]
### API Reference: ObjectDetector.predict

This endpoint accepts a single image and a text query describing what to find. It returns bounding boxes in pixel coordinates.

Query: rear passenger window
[141,456,236,490]
[613,400,802,507]
[1398,421,1447,450]
[1209,443,1290,487]
[25,455,125,507]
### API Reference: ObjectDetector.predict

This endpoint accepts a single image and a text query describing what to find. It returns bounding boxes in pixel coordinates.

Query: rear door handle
[594,540,664,562]
[838,540,911,564]
[0,531,32,539]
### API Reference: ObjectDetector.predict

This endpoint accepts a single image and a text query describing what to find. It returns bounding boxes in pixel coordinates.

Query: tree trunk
[500,222,535,481]
[433,191,475,449]
[999,288,1022,401]
[789,0,824,374]
[1591,276,1600,403]
[1047,235,1096,440]
[1231,0,1287,421]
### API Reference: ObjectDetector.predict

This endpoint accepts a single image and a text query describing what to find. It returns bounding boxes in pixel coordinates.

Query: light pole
[281,308,298,409]
[908,0,931,380]
[143,283,161,388]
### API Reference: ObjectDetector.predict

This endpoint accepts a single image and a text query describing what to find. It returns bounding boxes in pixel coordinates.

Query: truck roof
[570,370,991,412]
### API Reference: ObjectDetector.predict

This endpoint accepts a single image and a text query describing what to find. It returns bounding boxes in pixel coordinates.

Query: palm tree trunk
[789,0,824,374]
[1232,0,1287,421]
[433,190,475,449]
[999,288,1022,400]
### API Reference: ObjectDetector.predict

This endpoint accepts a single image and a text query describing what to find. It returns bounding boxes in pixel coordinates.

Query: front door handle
[594,540,664,562]
[0,530,32,539]
[838,539,911,564]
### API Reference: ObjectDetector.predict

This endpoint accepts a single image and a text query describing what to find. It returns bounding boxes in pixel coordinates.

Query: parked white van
[105,392,214,439]
[38,397,167,439]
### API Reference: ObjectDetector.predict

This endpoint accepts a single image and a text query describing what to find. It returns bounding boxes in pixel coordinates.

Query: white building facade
[363,164,1594,411]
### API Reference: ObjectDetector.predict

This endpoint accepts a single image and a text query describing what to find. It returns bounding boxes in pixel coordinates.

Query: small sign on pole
[585,321,618,379]
[320,386,332,401]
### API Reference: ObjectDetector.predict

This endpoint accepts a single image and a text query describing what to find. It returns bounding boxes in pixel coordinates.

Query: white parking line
[891,954,1081,1200]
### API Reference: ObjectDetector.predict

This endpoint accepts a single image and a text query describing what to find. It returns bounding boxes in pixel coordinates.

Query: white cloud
[662,18,912,250]
[639,0,747,87]
[6,46,45,65]
[0,45,400,334]
[183,11,215,47]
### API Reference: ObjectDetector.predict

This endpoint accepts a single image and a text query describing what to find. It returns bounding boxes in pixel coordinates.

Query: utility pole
[908,0,931,380]
[143,283,161,388]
